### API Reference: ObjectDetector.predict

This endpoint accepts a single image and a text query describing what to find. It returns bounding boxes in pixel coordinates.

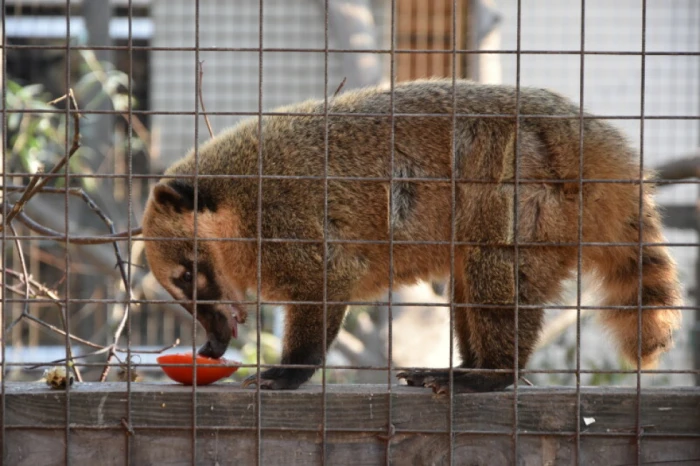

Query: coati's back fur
[142,79,682,392]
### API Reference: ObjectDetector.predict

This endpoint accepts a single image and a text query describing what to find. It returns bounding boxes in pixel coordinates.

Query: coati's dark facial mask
[142,181,246,359]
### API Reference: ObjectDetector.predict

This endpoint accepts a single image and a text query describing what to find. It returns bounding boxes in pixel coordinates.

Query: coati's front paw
[241,367,314,390]
[397,369,513,394]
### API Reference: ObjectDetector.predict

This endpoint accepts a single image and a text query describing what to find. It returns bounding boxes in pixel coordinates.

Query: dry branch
[0,90,174,382]
[198,61,215,139]
[1,90,82,232]
[333,76,347,97]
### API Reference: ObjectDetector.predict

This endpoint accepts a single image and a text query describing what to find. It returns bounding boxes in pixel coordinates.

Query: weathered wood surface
[2,383,699,465]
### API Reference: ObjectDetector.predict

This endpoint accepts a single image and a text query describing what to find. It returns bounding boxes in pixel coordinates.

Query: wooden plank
[3,383,699,433]
[2,383,699,465]
[5,428,700,466]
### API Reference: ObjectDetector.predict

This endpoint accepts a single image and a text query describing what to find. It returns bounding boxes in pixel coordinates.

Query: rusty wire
[1,1,699,465]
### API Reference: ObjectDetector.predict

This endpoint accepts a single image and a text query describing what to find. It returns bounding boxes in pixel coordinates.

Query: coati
[142,79,682,393]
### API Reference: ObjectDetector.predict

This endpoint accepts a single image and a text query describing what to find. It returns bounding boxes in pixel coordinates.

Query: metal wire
[62,0,72,462]
[3,42,700,55]
[1,1,698,465]
[4,108,699,119]
[385,0,397,463]
[575,1,587,463]
[636,2,649,463]
[1,0,7,461]
[125,0,135,461]
[512,0,522,459]
[255,1,264,463]
[322,0,330,462]
[191,0,202,462]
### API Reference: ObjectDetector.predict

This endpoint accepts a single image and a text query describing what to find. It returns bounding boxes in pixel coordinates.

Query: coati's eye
[182,271,193,283]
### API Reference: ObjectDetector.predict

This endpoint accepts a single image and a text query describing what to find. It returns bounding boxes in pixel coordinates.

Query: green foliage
[6,80,65,174]
[75,49,137,113]
[6,50,140,191]
[236,332,282,379]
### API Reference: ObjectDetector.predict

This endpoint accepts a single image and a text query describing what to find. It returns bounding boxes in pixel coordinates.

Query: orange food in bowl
[157,353,239,386]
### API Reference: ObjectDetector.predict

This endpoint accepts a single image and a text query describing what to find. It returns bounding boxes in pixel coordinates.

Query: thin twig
[5,268,62,300]
[198,60,215,139]
[99,354,116,382]
[333,76,347,97]
[16,208,141,245]
[520,376,534,386]
[78,49,153,158]
[91,200,134,382]
[3,186,143,244]
[2,172,44,231]
[116,339,181,354]
[23,314,103,350]
[0,85,172,381]
[2,282,34,335]
[10,224,31,318]
[30,89,82,199]
[26,337,181,371]
[2,266,103,362]
[1,89,82,232]
[52,283,84,381]
[26,345,113,370]
[9,223,82,381]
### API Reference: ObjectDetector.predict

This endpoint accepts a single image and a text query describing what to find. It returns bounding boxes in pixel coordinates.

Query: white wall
[151,0,349,167]
[496,0,699,384]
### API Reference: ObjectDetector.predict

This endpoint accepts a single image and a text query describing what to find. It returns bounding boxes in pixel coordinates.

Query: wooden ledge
[3,383,699,465]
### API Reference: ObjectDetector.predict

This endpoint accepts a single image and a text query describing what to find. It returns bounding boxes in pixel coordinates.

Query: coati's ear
[153,183,185,212]
[152,180,218,214]
[153,181,193,214]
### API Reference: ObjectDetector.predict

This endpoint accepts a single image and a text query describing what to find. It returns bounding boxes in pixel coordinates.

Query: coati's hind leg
[586,191,682,368]
[398,247,548,393]
[397,268,479,393]
[242,302,348,390]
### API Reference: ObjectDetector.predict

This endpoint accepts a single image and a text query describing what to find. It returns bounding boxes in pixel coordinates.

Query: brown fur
[142,78,682,393]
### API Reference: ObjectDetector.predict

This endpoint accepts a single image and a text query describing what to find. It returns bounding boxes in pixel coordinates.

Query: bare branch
[333,76,347,97]
[26,339,181,371]
[16,211,142,244]
[0,86,174,382]
[198,60,215,139]
[1,89,82,231]
[22,314,103,350]
[3,186,143,244]
[10,224,31,317]
[115,339,181,354]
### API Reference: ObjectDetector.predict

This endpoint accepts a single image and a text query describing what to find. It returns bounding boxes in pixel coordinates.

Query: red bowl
[156,353,239,386]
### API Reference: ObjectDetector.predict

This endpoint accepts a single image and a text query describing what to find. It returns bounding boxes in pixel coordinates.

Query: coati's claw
[395,371,413,384]
[241,375,278,390]
[398,371,455,395]
[429,382,449,396]
[241,367,314,390]
[397,369,512,394]
[396,369,443,389]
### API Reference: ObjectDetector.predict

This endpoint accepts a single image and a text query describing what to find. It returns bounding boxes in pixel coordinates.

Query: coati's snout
[143,181,247,359]
[180,301,244,359]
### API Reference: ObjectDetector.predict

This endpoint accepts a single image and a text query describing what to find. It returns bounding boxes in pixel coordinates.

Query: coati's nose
[197,338,228,359]
[192,304,233,359]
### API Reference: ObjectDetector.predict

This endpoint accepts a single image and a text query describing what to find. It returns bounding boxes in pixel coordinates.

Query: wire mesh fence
[1,0,699,465]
